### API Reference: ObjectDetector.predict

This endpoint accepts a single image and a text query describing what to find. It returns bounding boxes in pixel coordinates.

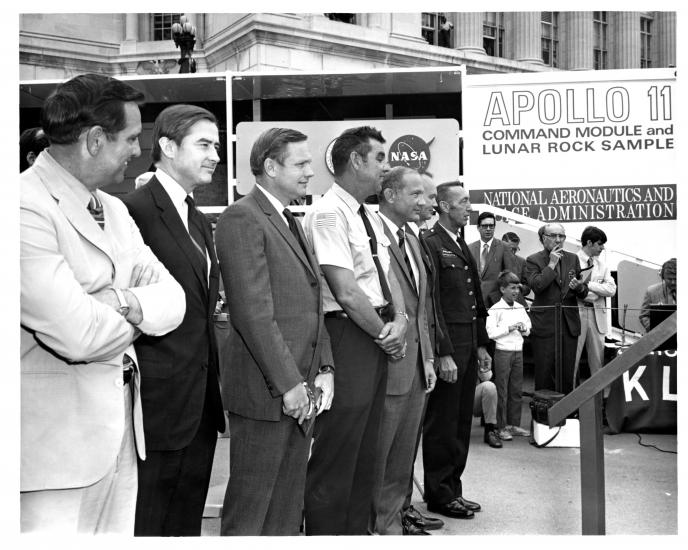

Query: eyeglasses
[544,233,566,240]
[479,224,495,229]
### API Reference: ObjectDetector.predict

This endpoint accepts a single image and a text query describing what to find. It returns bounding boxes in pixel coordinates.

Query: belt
[582,301,595,307]
[325,306,388,320]
[123,354,135,385]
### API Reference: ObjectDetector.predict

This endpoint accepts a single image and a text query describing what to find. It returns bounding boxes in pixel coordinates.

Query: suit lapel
[405,226,426,299]
[434,223,466,261]
[148,177,208,293]
[382,222,416,295]
[250,188,316,279]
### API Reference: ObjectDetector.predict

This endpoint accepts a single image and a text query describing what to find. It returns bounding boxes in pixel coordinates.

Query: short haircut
[152,104,218,163]
[661,258,676,279]
[421,170,434,179]
[498,270,521,288]
[477,211,496,226]
[436,181,463,206]
[249,128,308,176]
[41,73,144,145]
[20,127,49,171]
[379,166,416,202]
[502,232,520,244]
[580,225,607,246]
[331,126,385,177]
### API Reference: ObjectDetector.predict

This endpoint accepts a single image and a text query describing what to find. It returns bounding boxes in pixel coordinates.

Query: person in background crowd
[421,182,490,520]
[371,166,437,535]
[573,226,617,383]
[413,170,438,234]
[485,271,531,441]
[525,223,588,394]
[469,211,518,306]
[20,73,185,533]
[501,231,531,306]
[121,105,226,536]
[215,128,334,535]
[304,126,407,535]
[20,126,49,172]
[473,362,502,449]
[639,257,677,332]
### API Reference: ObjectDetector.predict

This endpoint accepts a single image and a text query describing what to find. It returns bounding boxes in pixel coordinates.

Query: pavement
[200,375,677,536]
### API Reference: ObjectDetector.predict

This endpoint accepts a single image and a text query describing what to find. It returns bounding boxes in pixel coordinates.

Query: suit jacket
[215,187,333,421]
[576,250,616,335]
[121,177,225,451]
[20,152,185,491]
[525,248,588,339]
[639,281,676,332]
[381,222,434,395]
[468,238,518,303]
[422,222,490,356]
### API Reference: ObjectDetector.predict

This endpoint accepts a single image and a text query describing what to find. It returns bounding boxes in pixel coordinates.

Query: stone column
[510,11,543,64]
[609,12,640,69]
[454,12,485,54]
[561,11,593,70]
[654,11,676,68]
[125,13,138,41]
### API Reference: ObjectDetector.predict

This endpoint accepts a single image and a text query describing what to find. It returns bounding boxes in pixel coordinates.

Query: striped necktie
[397,228,417,293]
[87,193,105,230]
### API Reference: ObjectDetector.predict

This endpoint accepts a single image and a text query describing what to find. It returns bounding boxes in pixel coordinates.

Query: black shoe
[455,496,481,512]
[484,429,503,448]
[404,505,444,530]
[402,514,431,535]
[427,499,475,519]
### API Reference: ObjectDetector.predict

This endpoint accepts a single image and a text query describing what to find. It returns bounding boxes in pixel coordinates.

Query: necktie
[397,227,417,293]
[358,205,393,304]
[185,196,208,269]
[283,208,309,257]
[88,193,105,230]
[480,241,489,272]
[587,257,594,268]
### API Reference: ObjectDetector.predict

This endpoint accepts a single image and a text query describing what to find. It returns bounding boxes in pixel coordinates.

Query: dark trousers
[531,331,578,394]
[422,323,478,505]
[305,316,387,535]
[221,412,311,535]
[134,397,217,536]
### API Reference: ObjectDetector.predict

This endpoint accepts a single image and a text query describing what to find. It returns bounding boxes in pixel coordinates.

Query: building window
[421,12,439,45]
[483,12,504,57]
[593,11,608,70]
[541,11,559,67]
[325,13,356,24]
[641,16,652,68]
[152,13,182,41]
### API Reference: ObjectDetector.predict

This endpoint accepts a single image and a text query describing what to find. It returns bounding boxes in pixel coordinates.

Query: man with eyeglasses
[468,212,517,307]
[525,223,588,394]
[501,232,531,306]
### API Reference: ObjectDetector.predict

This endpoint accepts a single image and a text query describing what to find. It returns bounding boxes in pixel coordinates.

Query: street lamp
[171,15,197,73]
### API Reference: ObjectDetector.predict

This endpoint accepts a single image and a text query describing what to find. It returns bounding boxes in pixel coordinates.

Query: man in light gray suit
[215,128,334,535]
[372,166,437,535]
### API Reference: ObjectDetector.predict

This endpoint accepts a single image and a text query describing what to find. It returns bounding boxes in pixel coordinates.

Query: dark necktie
[587,257,594,268]
[358,205,393,304]
[397,227,417,293]
[87,193,105,230]
[283,208,309,257]
[185,196,208,269]
[480,242,489,272]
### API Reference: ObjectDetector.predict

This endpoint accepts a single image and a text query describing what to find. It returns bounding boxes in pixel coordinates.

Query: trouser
[473,380,497,425]
[531,331,578,394]
[305,316,387,535]
[574,305,606,379]
[493,349,524,429]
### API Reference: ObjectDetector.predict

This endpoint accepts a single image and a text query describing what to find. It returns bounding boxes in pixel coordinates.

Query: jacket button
[472,316,477,321]
[467,278,472,283]
[464,266,469,270]
[471,305,476,309]
[468,291,473,296]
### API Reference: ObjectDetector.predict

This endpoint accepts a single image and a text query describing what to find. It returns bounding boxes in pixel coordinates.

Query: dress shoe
[484,429,503,448]
[455,496,481,512]
[404,505,444,530]
[427,499,475,519]
[402,515,431,535]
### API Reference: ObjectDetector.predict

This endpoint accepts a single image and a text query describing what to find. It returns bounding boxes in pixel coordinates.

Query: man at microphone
[525,223,588,394]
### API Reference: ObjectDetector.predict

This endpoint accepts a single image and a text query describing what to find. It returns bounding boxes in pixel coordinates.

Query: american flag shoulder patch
[315,212,337,228]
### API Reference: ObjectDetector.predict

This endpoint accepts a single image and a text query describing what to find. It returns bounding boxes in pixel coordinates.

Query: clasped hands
[374,317,407,360]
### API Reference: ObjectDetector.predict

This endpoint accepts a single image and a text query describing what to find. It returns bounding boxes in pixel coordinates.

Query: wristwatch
[112,288,130,317]
[395,311,409,322]
[318,365,335,375]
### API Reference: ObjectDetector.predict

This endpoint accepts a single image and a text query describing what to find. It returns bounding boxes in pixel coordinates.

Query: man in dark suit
[468,211,517,306]
[372,166,437,535]
[421,182,491,519]
[501,231,531,306]
[525,223,588,394]
[121,104,226,536]
[215,128,334,535]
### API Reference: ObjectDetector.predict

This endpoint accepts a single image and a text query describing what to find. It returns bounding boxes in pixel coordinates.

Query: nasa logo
[389,135,433,171]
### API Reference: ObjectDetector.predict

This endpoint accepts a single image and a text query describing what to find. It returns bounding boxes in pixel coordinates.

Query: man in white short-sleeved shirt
[303,126,408,535]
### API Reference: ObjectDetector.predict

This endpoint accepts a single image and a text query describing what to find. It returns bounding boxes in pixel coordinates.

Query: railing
[547,311,677,535]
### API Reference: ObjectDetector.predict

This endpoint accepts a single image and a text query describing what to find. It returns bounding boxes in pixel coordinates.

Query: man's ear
[382,187,395,203]
[263,157,277,178]
[438,199,449,215]
[85,126,105,156]
[26,151,37,166]
[349,150,362,171]
[159,137,176,159]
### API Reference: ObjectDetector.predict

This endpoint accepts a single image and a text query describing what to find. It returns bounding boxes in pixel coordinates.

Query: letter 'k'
[623,366,649,402]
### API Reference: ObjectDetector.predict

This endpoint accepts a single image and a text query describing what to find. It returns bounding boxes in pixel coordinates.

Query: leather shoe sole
[427,500,475,519]
[403,508,444,531]
[455,496,481,512]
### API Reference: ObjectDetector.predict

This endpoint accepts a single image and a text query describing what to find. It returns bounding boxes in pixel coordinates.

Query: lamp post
[171,15,197,73]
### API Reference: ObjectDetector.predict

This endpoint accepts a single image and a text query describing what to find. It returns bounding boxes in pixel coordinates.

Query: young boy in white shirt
[486,271,532,440]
